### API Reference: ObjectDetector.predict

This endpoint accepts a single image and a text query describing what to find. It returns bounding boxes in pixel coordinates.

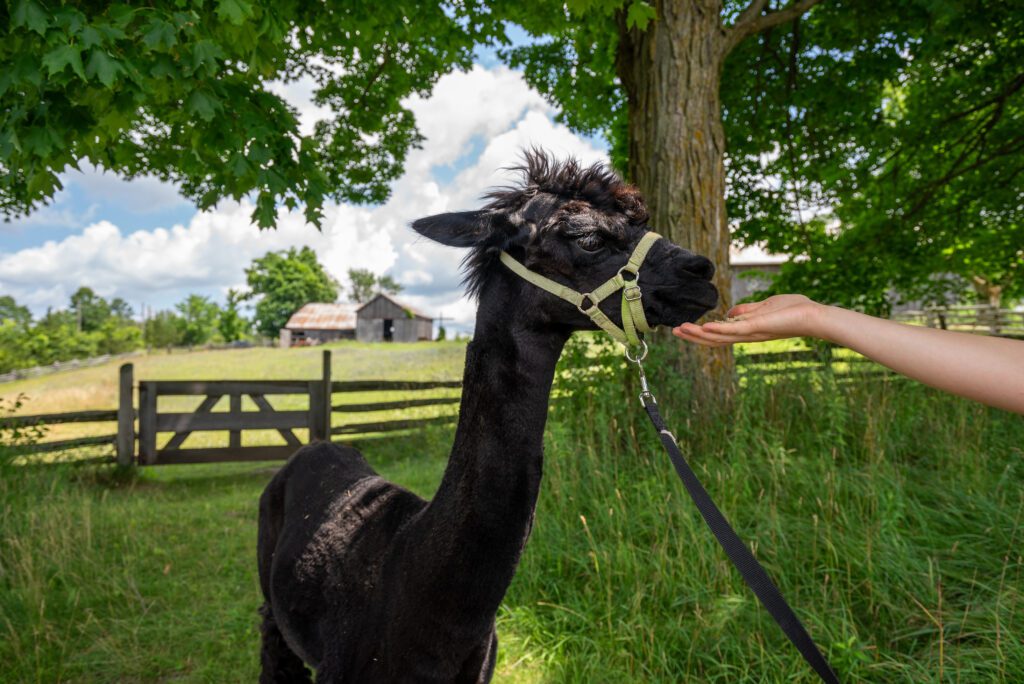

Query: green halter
[499,231,663,351]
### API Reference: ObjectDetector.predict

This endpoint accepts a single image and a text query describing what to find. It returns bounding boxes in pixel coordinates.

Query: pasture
[2,339,1023,682]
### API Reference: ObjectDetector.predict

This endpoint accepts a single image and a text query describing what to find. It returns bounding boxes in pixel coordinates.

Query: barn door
[383,319,394,342]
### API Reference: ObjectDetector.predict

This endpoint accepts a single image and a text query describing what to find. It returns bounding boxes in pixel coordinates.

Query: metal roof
[285,303,359,331]
[356,293,432,320]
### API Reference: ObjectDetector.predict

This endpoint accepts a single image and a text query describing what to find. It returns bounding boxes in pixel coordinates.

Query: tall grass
[1,340,1021,682]
[497,336,1024,682]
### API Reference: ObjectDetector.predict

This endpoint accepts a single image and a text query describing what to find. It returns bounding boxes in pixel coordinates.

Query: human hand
[672,294,827,347]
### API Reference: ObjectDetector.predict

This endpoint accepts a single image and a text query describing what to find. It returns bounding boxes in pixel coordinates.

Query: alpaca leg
[260,603,311,684]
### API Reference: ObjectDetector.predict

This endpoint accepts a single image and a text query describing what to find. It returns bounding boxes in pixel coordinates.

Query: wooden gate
[136,352,332,465]
[7,350,464,466]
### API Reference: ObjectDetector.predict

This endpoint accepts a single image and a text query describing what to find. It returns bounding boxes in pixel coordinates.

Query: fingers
[672,327,732,347]
[727,301,764,318]
[701,319,759,336]
[672,322,773,346]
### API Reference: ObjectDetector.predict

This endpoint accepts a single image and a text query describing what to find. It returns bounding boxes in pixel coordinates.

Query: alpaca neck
[439,313,566,526]
[405,297,567,624]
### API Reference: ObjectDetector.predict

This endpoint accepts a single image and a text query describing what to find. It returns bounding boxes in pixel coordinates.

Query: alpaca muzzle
[499,231,662,352]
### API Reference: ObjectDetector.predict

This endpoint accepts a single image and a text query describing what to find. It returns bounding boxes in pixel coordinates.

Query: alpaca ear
[411,210,526,249]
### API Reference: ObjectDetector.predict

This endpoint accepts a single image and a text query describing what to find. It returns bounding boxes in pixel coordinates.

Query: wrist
[807,303,841,343]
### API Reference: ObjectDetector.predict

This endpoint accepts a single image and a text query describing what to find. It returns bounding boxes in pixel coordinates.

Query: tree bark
[617,0,734,397]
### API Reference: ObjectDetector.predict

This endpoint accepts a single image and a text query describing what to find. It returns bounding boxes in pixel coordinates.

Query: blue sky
[0,29,610,335]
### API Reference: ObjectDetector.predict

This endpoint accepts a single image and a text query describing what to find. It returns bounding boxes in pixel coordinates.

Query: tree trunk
[617,0,734,398]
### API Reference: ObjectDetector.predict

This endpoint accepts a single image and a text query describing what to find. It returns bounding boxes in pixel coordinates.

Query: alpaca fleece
[257,150,718,683]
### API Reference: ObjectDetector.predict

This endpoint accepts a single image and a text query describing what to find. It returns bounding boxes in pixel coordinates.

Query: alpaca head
[412,150,718,335]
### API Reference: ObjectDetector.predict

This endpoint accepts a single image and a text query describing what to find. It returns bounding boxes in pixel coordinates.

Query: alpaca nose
[682,253,715,281]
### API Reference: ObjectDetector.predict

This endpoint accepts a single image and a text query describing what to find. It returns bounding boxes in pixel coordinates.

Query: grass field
[1,339,1022,682]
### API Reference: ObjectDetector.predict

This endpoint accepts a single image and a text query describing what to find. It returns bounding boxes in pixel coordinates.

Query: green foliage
[0,291,146,373]
[69,286,110,331]
[436,325,447,341]
[94,318,142,355]
[721,0,1024,310]
[0,295,31,328]
[143,309,184,348]
[175,294,220,346]
[503,1,1023,312]
[245,246,338,336]
[0,0,506,228]
[0,320,33,372]
[347,268,378,304]
[500,4,625,168]
[347,267,403,303]
[217,288,249,343]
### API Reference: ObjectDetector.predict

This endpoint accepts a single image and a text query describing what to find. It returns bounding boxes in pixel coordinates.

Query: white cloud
[67,163,193,215]
[0,201,97,233]
[0,63,609,334]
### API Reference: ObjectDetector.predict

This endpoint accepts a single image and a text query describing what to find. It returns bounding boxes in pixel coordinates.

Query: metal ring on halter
[624,338,648,363]
[618,266,639,282]
[576,294,596,315]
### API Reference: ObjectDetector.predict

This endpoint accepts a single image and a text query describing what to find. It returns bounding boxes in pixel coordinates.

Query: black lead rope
[641,397,841,684]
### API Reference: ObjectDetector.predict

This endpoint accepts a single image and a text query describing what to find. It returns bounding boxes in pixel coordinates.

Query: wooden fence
[735,347,882,379]
[12,307,1015,464]
[2,351,462,466]
[893,304,1024,337]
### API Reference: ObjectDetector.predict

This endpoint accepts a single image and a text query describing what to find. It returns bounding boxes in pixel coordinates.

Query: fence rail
[2,351,466,466]
[1,409,120,428]
[18,331,975,463]
[137,374,330,465]
[893,305,1024,337]
[329,377,461,437]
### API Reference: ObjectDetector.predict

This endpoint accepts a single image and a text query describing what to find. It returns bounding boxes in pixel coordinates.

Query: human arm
[672,295,1024,415]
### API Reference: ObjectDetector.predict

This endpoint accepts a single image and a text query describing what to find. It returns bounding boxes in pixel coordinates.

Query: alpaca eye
[576,233,604,252]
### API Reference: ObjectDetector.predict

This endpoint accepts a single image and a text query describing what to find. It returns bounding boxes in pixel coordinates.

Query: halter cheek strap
[499,231,662,350]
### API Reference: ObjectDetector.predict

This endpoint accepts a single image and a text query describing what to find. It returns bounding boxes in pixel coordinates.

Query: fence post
[116,363,134,466]
[139,382,157,465]
[229,393,241,448]
[322,350,332,442]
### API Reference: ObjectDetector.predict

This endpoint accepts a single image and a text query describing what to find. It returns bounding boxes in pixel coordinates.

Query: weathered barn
[280,303,358,347]
[356,294,433,342]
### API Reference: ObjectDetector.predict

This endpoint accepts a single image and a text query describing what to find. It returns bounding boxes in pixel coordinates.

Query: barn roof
[285,303,359,331]
[357,293,432,320]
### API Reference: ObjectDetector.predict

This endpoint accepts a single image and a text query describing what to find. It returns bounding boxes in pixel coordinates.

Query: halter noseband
[499,231,662,352]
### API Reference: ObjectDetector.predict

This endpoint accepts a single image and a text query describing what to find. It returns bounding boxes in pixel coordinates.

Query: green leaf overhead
[1,0,506,229]
[12,0,48,36]
[42,44,86,80]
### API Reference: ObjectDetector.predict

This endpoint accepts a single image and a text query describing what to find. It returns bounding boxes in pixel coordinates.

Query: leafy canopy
[217,288,248,343]
[1,0,504,228]
[175,294,219,346]
[723,0,1024,309]
[0,290,143,372]
[245,246,338,336]
[347,267,402,303]
[503,0,1023,309]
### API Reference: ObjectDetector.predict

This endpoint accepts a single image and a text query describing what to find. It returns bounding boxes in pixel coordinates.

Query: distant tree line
[0,286,252,374]
[0,246,407,373]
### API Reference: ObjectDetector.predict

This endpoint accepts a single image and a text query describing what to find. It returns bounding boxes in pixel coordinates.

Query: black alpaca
[257,151,718,683]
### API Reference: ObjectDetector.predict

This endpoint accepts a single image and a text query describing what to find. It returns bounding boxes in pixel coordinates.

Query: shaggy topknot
[482,149,648,224]
[462,149,649,298]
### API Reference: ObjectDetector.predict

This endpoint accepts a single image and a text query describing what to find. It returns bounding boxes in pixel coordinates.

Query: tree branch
[724,0,826,56]
[733,0,770,30]
[941,72,1024,125]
